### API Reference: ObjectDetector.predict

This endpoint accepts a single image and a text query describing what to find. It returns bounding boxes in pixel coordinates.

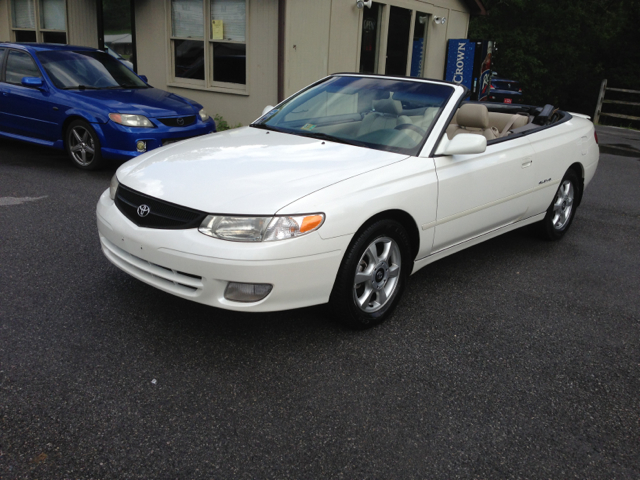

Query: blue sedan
[0,43,216,170]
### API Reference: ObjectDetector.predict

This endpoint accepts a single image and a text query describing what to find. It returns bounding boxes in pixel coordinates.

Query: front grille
[157,116,196,127]
[115,184,208,229]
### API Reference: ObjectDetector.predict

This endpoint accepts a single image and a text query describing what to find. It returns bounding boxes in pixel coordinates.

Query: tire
[536,169,581,240]
[329,219,412,329]
[65,119,105,170]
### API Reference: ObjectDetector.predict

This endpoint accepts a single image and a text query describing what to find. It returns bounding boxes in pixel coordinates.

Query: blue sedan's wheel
[65,120,105,170]
[329,219,411,329]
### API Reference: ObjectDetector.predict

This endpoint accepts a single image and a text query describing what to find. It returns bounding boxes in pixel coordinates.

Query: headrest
[373,99,403,116]
[457,103,489,129]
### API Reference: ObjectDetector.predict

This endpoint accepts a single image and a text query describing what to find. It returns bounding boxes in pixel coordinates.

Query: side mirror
[262,105,274,116]
[21,77,44,89]
[138,75,148,83]
[436,133,487,156]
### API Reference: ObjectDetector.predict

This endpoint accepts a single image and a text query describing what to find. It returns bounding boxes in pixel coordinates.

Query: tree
[469,0,640,119]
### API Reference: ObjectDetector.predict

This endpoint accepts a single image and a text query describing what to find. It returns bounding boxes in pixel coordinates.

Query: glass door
[384,6,411,76]
[358,2,383,74]
[98,0,136,72]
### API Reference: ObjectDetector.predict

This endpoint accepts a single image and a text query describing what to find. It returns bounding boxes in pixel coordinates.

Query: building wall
[284,0,473,97]
[0,0,97,46]
[67,0,98,48]
[0,1,10,42]
[135,0,279,128]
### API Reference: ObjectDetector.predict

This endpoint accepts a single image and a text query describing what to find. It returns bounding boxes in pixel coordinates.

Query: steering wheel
[394,123,427,136]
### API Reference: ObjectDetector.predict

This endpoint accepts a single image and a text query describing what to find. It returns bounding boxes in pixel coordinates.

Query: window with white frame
[11,0,67,44]
[170,0,247,89]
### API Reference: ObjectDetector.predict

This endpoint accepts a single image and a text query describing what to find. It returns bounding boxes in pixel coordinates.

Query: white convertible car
[96,74,599,328]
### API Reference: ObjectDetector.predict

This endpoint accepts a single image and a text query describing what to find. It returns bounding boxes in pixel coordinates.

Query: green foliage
[213,114,242,131]
[469,0,640,119]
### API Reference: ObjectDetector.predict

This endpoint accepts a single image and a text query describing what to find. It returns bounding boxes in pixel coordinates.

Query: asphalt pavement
[0,130,639,479]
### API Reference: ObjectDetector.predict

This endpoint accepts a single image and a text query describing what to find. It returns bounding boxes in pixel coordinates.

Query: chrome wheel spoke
[387,264,400,279]
[377,287,388,305]
[84,144,95,154]
[378,240,392,263]
[356,287,375,309]
[72,129,83,143]
[366,244,379,264]
[70,144,82,152]
[354,270,372,285]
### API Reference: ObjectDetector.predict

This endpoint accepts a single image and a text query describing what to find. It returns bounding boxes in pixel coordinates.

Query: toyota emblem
[177,117,184,126]
[137,204,151,217]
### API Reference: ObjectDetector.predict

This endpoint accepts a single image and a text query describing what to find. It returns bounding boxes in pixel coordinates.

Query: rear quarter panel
[525,116,599,215]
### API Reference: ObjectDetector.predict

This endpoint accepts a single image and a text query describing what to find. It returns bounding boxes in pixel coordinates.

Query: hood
[117,127,409,215]
[70,88,198,118]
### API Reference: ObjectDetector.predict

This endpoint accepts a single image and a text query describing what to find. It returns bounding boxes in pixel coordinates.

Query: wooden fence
[593,79,640,125]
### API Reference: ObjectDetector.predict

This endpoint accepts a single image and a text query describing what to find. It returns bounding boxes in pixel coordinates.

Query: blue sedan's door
[0,49,60,142]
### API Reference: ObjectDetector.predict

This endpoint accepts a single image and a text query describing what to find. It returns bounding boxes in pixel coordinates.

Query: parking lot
[1,130,639,479]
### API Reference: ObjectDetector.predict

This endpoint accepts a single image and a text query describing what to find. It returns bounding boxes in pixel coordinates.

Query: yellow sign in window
[211,20,223,39]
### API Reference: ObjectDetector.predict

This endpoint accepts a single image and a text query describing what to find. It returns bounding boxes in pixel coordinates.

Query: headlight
[109,174,119,200]
[198,214,324,242]
[198,108,209,121]
[108,113,154,128]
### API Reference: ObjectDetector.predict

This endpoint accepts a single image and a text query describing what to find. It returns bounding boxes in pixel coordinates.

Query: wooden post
[593,79,607,124]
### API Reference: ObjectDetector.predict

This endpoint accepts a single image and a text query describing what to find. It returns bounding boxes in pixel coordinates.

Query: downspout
[277,0,286,102]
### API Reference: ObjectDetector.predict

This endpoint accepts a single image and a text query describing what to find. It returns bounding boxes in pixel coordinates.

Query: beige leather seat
[358,99,407,136]
[448,104,498,141]
[488,112,530,137]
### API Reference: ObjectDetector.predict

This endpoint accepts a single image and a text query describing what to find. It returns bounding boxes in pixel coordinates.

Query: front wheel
[536,169,581,240]
[65,120,105,170]
[329,220,411,329]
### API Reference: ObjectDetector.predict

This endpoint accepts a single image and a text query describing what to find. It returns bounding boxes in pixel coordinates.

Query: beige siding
[445,8,469,40]
[283,0,471,91]
[327,1,361,74]
[0,0,9,42]
[284,0,332,97]
[67,0,98,47]
[135,0,278,127]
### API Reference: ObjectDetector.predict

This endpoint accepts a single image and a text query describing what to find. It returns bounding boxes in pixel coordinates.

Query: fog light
[224,282,273,302]
[136,140,147,152]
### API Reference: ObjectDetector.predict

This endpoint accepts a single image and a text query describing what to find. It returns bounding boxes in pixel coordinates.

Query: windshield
[36,50,147,90]
[252,76,454,155]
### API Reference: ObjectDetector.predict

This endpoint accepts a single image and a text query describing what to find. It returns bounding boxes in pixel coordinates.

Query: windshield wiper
[61,85,100,90]
[295,131,365,147]
[250,124,284,133]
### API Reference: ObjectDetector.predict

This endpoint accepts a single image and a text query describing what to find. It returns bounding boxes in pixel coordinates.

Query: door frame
[97,0,138,73]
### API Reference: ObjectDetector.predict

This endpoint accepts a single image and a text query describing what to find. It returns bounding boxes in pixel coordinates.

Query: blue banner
[445,39,475,90]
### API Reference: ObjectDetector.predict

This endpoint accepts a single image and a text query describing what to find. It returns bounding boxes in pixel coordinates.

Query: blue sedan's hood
[69,88,198,118]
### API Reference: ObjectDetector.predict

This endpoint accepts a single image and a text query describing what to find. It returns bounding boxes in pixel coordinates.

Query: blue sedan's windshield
[36,50,148,90]
[252,76,454,155]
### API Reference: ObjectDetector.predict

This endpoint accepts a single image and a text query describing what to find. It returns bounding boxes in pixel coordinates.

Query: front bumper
[96,189,350,312]
[93,117,216,161]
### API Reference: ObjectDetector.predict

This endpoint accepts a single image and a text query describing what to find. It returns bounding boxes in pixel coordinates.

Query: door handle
[521,158,533,168]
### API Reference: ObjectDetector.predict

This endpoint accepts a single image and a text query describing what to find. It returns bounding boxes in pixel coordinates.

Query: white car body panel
[97,75,599,313]
[117,126,409,214]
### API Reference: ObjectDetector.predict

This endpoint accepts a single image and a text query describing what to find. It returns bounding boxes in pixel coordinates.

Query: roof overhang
[464,0,487,15]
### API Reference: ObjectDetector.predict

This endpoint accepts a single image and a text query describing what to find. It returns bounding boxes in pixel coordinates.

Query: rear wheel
[329,220,411,329]
[66,120,105,170]
[537,169,581,240]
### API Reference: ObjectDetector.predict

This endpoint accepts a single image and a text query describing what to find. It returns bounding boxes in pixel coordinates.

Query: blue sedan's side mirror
[139,75,148,83]
[22,77,45,89]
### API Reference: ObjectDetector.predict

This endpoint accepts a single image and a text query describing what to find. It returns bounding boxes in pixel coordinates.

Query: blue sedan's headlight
[109,113,154,128]
[198,108,209,121]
